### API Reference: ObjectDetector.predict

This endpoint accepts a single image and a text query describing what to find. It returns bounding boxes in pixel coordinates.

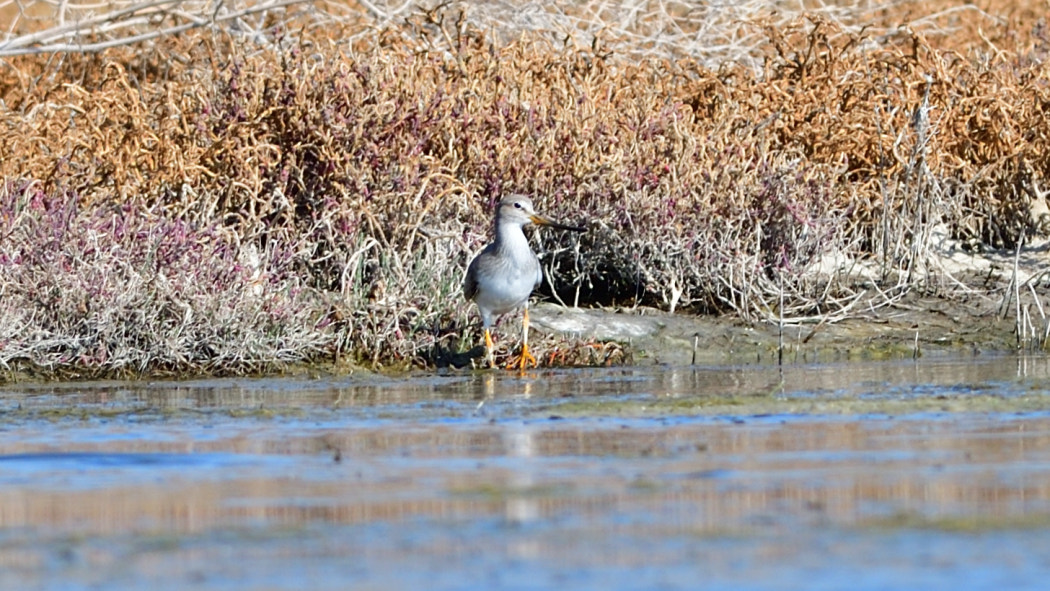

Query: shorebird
[464,195,585,369]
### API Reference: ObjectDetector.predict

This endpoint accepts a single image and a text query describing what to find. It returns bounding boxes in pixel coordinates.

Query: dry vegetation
[1,0,1050,377]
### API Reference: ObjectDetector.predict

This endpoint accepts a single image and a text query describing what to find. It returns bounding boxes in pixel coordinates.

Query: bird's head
[495,195,585,232]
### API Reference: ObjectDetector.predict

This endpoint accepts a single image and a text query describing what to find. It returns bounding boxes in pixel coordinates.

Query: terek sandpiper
[464,195,584,369]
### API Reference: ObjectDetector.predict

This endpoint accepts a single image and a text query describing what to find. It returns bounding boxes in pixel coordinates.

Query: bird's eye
[513,202,522,209]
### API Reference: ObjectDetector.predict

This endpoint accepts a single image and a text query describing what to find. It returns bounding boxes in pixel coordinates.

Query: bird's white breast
[474,262,538,315]
[472,226,541,317]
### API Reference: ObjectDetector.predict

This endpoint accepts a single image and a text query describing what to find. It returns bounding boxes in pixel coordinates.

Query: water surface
[3,355,1050,590]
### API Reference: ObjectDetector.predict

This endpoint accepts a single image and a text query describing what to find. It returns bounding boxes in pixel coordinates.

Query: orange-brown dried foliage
[1,0,1049,374]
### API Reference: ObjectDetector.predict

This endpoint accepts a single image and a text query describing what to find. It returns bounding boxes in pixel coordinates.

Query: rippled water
[3,355,1050,590]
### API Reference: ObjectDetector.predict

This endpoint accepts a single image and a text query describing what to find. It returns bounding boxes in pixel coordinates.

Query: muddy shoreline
[531,291,1020,368]
[0,291,1025,383]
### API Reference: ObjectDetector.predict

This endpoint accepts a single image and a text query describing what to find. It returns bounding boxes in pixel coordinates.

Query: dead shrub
[1,1,1049,375]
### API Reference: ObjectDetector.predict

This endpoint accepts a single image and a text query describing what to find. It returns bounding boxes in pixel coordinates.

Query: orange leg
[484,327,496,369]
[519,306,537,371]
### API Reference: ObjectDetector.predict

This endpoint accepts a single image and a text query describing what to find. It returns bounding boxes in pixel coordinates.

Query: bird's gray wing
[464,253,482,301]
[463,268,478,301]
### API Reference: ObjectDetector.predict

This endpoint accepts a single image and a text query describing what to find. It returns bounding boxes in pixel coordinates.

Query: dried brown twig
[0,0,312,56]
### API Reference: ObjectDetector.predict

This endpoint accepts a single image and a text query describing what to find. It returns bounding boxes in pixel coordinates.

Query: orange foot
[506,343,537,371]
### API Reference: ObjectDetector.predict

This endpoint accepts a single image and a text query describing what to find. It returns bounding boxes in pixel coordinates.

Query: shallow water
[4,355,1050,590]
